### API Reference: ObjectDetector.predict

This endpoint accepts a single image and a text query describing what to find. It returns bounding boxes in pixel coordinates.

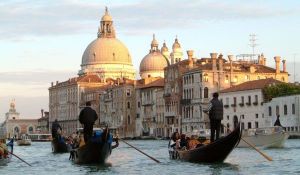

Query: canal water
[1,139,300,175]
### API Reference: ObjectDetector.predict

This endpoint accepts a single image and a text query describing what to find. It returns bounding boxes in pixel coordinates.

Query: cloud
[0,70,77,97]
[0,0,297,40]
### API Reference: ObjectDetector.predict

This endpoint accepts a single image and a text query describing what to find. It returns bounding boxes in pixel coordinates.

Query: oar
[120,138,160,163]
[224,125,273,161]
[0,145,32,166]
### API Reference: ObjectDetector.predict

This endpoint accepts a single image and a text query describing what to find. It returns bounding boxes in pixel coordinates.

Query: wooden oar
[120,139,160,163]
[224,125,273,161]
[0,145,32,166]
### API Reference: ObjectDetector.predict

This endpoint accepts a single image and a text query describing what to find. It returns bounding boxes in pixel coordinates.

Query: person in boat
[51,119,62,140]
[168,131,180,149]
[187,135,201,149]
[204,92,224,142]
[179,134,187,149]
[274,114,282,127]
[79,101,98,143]
[0,139,9,159]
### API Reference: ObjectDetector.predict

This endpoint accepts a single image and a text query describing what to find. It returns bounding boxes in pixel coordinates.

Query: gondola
[74,128,116,164]
[51,137,69,153]
[169,124,242,163]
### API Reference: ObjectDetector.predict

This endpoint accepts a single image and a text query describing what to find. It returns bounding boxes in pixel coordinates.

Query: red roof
[137,78,164,89]
[220,78,283,93]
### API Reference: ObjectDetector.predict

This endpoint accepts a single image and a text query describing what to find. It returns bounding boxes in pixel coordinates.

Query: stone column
[187,50,194,68]
[274,56,281,74]
[282,59,286,72]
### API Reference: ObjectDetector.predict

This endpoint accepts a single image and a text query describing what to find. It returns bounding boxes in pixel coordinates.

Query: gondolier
[204,92,224,142]
[52,119,62,140]
[79,101,98,143]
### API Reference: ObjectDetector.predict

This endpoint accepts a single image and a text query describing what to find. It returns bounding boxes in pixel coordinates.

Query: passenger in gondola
[274,114,282,127]
[51,119,62,140]
[0,139,8,159]
[79,101,98,143]
[179,134,187,149]
[168,131,180,149]
[204,92,224,142]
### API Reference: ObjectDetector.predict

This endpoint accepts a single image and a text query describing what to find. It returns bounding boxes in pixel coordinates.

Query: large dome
[81,38,132,66]
[140,52,168,73]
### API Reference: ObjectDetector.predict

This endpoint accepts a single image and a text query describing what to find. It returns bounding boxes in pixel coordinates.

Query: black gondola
[51,138,69,153]
[74,128,117,164]
[169,124,242,163]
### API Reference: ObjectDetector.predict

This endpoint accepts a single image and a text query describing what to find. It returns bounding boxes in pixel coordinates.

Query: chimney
[51,82,53,87]
[210,53,217,71]
[274,56,281,74]
[56,81,59,85]
[218,54,223,71]
[41,109,44,117]
[260,53,266,66]
[282,59,286,72]
[187,50,194,68]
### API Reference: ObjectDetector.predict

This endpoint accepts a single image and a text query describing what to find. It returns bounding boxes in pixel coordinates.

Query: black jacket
[79,107,98,125]
[52,121,62,132]
[209,98,224,120]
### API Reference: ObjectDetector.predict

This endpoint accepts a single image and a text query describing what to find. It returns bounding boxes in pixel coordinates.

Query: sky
[0,0,300,119]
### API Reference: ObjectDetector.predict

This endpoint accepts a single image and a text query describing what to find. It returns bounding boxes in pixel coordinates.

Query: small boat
[238,126,289,148]
[74,127,117,164]
[169,124,242,163]
[51,137,70,153]
[0,140,13,166]
[17,134,31,146]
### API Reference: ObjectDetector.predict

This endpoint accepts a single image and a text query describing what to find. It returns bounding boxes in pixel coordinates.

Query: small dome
[101,7,113,21]
[140,52,168,74]
[172,38,181,49]
[161,41,168,52]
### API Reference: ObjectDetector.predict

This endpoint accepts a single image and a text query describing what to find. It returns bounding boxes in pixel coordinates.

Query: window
[255,95,258,103]
[126,89,131,96]
[255,122,259,128]
[248,122,252,129]
[241,96,244,104]
[227,115,229,120]
[284,105,288,115]
[204,74,208,82]
[233,97,237,105]
[127,115,131,125]
[225,75,229,83]
[241,122,245,130]
[127,102,130,109]
[233,76,238,83]
[136,114,140,118]
[256,114,258,118]
[268,106,272,116]
[28,126,33,133]
[292,104,295,114]
[138,102,140,108]
[204,87,209,98]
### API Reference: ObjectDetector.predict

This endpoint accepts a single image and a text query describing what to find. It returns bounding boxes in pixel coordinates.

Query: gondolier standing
[204,92,224,142]
[79,101,98,143]
[52,119,62,140]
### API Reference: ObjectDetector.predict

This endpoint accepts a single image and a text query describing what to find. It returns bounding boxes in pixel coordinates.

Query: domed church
[139,34,169,79]
[79,7,136,80]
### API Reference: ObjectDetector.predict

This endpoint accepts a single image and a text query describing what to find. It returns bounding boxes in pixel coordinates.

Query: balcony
[180,99,191,105]
[246,102,251,106]
[239,103,244,107]
[163,93,171,97]
[253,102,258,106]
[142,100,154,106]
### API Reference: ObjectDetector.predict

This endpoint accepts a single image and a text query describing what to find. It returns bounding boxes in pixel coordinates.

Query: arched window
[14,126,19,133]
[276,105,280,115]
[203,74,208,82]
[268,106,272,116]
[204,87,209,98]
[127,115,131,125]
[28,126,34,134]
[284,105,288,115]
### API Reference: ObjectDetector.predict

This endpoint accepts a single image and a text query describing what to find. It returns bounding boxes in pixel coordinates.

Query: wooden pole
[0,145,32,166]
[120,139,160,163]
[224,125,273,161]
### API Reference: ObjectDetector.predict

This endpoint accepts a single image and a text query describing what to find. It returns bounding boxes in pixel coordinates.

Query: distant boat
[74,127,116,164]
[169,124,242,163]
[0,140,13,165]
[28,134,52,142]
[17,134,31,146]
[237,126,289,148]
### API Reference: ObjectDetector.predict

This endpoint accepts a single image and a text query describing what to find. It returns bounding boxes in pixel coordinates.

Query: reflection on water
[1,140,300,175]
